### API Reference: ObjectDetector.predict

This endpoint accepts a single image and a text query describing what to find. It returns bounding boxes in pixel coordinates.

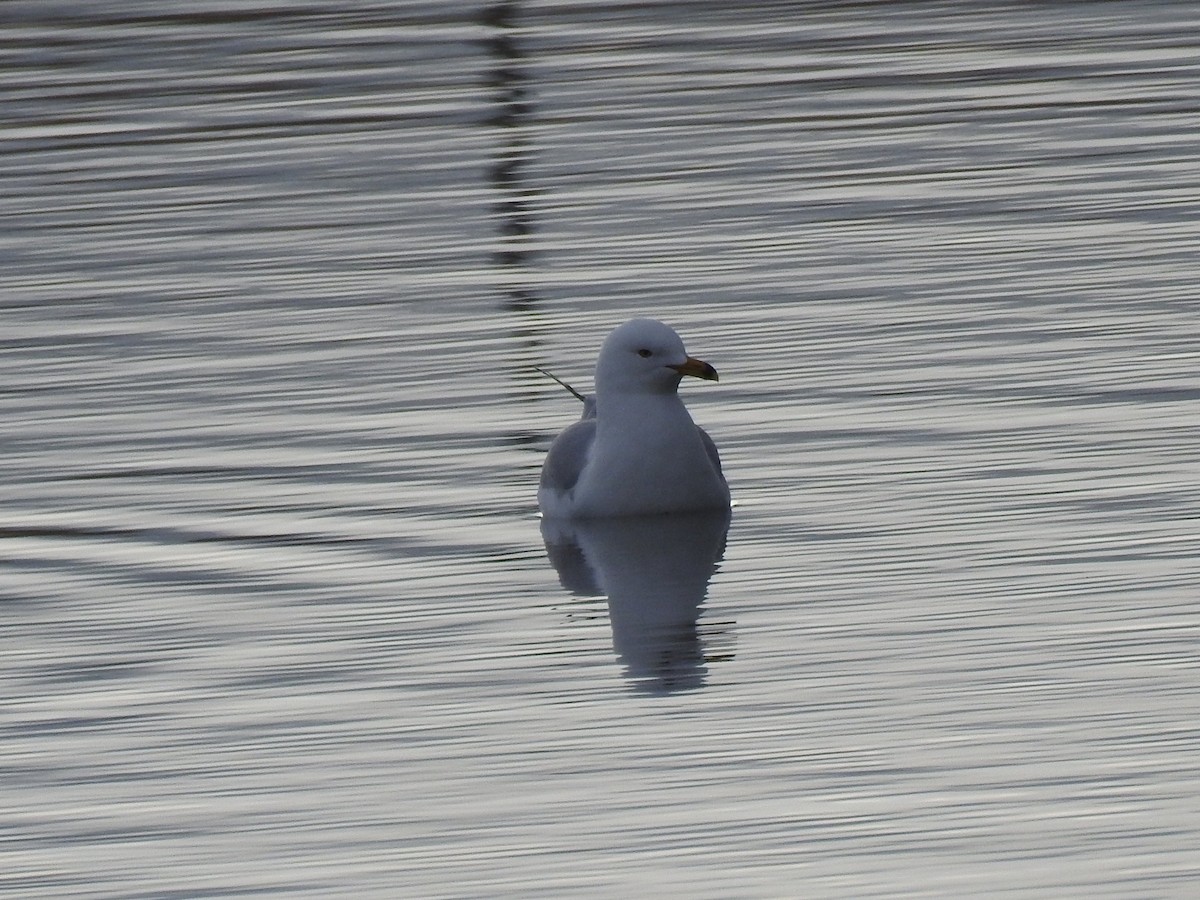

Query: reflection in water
[482,0,540,313]
[542,511,734,694]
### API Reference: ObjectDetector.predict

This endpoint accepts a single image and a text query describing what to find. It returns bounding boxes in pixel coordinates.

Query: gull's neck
[595,388,691,432]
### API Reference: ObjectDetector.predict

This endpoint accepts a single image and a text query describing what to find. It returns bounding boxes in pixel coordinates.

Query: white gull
[538,318,730,517]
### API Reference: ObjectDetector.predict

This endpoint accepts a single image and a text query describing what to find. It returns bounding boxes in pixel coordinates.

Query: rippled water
[3,2,1199,896]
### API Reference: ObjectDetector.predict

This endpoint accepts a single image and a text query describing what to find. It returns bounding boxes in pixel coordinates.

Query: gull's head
[594,318,718,396]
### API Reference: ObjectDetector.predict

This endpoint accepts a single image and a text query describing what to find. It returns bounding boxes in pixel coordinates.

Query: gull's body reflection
[542,510,733,694]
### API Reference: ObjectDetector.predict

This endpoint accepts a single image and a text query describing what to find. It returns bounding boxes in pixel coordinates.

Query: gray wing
[539,418,596,494]
[698,426,725,481]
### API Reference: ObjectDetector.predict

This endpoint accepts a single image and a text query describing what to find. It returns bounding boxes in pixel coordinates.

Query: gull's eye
[637,348,652,358]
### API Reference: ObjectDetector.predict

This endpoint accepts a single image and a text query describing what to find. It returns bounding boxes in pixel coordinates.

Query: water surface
[3,2,1198,896]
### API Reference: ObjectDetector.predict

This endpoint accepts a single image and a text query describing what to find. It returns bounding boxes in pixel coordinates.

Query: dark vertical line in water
[481,0,541,315]
[482,0,560,462]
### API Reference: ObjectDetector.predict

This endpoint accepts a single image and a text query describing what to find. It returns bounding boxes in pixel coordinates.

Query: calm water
[3,2,1199,896]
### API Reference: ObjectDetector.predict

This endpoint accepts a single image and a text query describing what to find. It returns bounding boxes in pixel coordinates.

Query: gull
[538,318,730,517]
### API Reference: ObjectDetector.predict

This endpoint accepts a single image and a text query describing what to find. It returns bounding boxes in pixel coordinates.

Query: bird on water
[538,318,730,518]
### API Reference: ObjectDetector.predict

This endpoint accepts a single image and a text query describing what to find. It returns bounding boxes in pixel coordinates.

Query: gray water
[3,2,1199,897]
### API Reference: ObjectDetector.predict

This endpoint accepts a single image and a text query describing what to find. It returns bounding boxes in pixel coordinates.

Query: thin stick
[533,366,587,404]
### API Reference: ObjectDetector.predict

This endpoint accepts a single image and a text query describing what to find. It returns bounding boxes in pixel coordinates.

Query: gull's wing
[539,418,596,496]
[698,426,725,481]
